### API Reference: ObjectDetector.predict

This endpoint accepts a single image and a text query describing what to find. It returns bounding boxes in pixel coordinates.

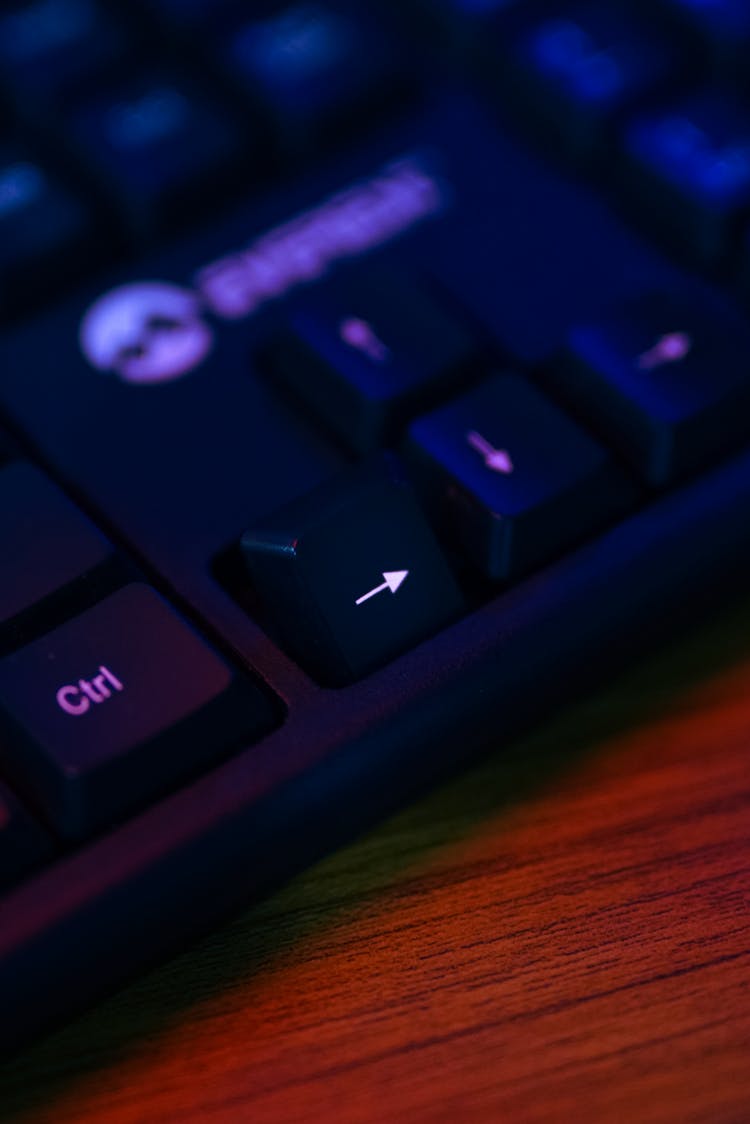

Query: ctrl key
[0,585,277,840]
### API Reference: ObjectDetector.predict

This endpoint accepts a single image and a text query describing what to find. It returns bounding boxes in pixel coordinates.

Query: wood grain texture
[2,594,750,1124]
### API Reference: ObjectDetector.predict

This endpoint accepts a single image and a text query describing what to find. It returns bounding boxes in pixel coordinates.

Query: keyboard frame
[1,4,750,1043]
[1,440,749,1052]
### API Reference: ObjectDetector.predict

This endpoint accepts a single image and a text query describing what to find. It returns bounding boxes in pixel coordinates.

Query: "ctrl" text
[56,666,124,717]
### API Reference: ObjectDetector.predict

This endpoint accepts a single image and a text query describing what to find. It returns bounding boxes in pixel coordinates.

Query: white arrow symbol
[466,431,514,474]
[355,569,409,606]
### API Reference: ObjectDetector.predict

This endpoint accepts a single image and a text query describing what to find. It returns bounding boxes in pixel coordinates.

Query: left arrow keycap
[241,457,464,685]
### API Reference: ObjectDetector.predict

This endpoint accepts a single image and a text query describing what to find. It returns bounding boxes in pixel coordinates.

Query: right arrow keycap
[241,456,464,685]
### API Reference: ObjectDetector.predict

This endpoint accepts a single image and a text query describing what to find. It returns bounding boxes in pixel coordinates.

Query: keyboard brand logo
[79,282,214,385]
[79,157,445,384]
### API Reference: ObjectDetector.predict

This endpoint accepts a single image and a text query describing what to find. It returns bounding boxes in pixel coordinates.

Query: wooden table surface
[2,594,750,1124]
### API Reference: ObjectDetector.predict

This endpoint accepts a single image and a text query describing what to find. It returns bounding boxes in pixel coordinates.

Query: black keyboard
[1,0,749,1052]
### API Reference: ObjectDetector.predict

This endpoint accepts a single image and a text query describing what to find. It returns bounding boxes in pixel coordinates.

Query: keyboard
[1,0,749,1052]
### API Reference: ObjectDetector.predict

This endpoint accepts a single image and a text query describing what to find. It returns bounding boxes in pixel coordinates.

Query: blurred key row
[4,0,750,317]
[407,0,750,273]
[3,1,750,320]
[421,0,750,83]
[0,0,408,317]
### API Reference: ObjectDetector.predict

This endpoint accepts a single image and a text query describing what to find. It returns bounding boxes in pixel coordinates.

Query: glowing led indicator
[339,317,391,363]
[637,331,692,370]
[466,431,514,474]
[355,570,409,606]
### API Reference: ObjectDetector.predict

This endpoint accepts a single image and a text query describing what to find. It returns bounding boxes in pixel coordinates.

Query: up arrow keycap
[241,456,464,685]
[356,570,409,605]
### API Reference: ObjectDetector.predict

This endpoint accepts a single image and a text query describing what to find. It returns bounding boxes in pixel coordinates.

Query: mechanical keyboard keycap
[622,90,750,265]
[555,291,750,486]
[222,4,401,155]
[0,147,95,317]
[0,0,130,111]
[0,780,53,891]
[0,461,114,630]
[68,74,248,238]
[655,0,750,82]
[264,266,479,453]
[508,6,682,160]
[241,455,464,686]
[0,584,277,839]
[406,373,630,579]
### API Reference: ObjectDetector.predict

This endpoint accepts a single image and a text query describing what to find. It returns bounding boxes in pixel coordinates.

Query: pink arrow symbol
[637,331,692,370]
[355,569,409,606]
[339,317,391,363]
[467,431,514,474]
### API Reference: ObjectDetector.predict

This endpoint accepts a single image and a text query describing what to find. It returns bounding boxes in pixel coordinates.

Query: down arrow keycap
[241,456,464,685]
